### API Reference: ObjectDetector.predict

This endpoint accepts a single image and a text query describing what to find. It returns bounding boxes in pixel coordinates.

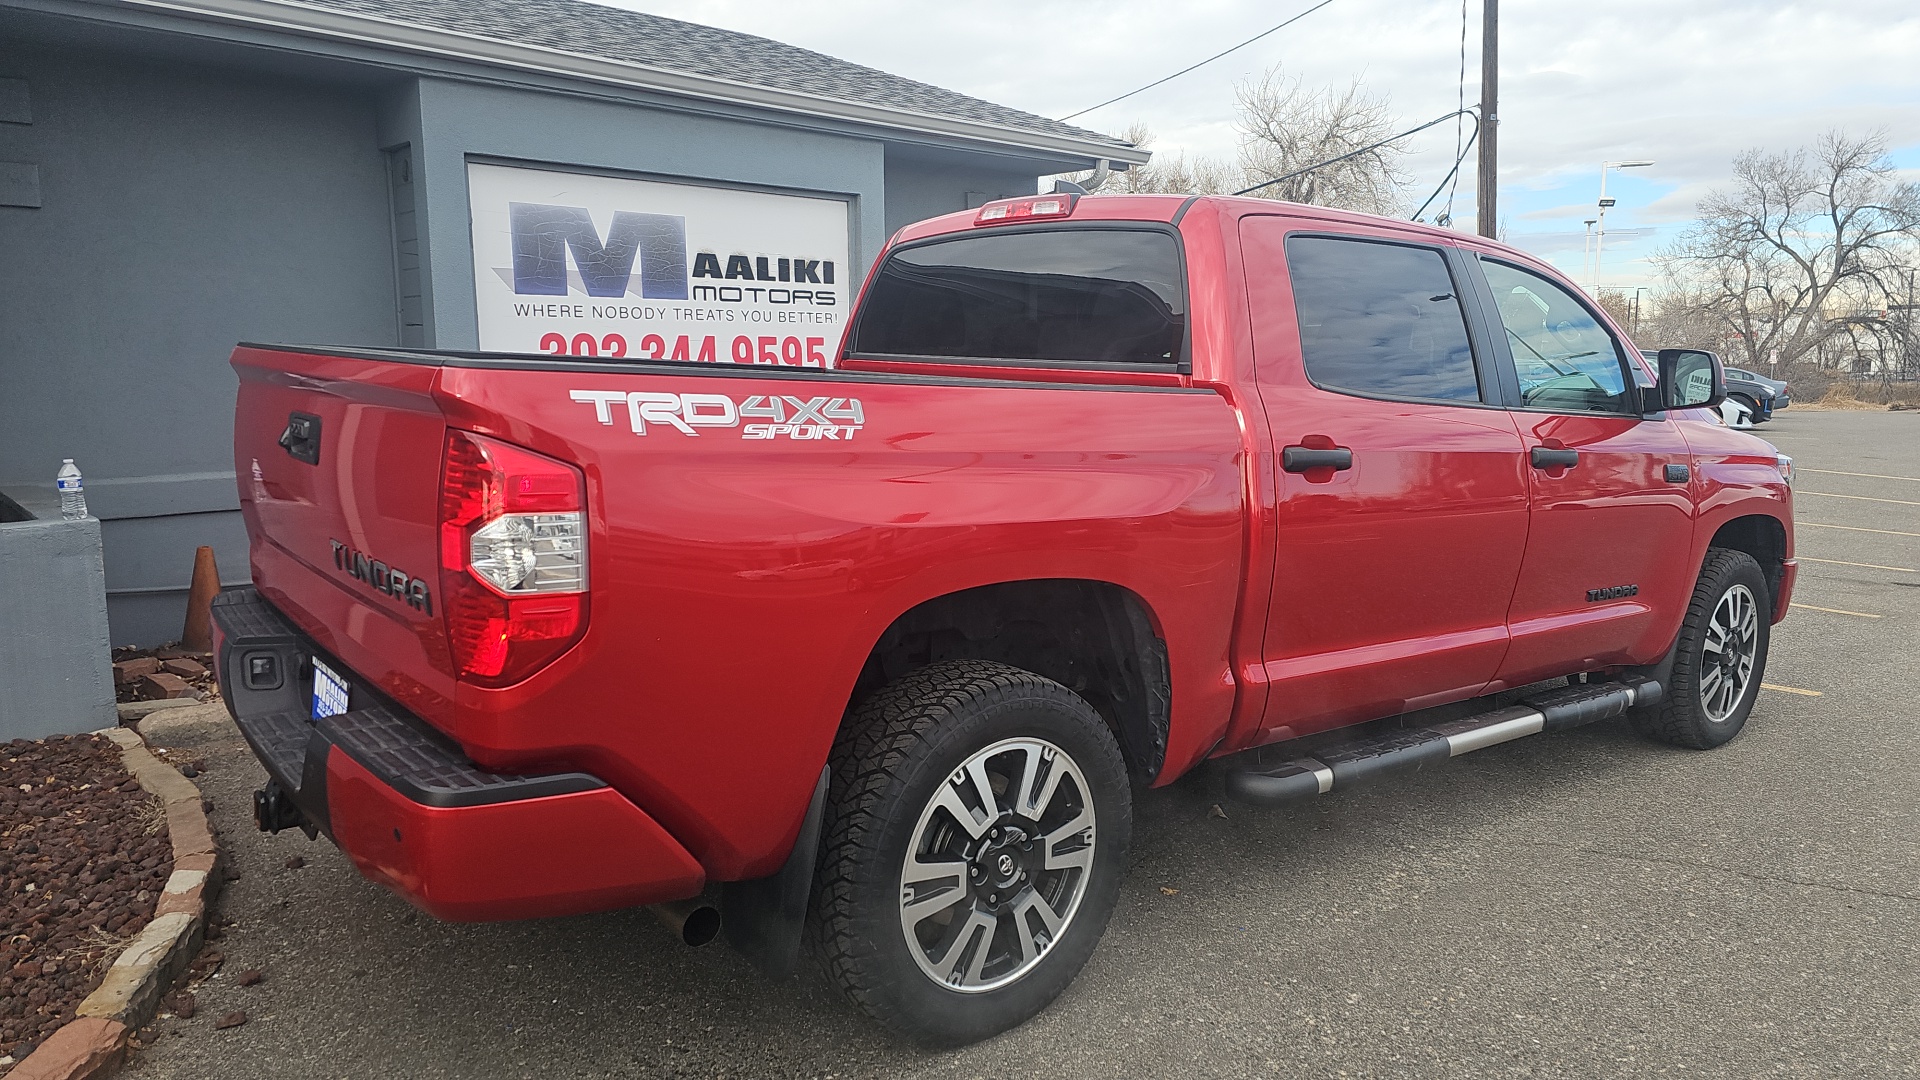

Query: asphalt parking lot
[126,407,1919,1080]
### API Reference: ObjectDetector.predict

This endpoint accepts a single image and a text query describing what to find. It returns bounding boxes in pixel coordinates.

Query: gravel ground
[0,734,172,1067]
[126,408,1920,1079]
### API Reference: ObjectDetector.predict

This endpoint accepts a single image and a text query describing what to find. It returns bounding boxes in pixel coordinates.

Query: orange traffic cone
[180,546,220,653]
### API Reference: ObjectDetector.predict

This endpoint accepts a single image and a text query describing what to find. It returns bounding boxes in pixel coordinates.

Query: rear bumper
[211,588,705,921]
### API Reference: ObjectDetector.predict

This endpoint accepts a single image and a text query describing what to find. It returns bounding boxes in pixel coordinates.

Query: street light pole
[1583,219,1597,283]
[1594,160,1654,293]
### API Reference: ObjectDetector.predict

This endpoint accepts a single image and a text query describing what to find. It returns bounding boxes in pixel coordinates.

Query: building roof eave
[94,0,1153,167]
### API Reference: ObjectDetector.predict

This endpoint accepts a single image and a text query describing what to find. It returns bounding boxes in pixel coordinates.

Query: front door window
[1482,260,1633,414]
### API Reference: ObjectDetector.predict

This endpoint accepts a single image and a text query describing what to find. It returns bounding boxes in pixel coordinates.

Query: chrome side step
[1223,677,1663,806]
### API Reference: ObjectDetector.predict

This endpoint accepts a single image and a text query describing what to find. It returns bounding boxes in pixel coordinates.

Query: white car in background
[1718,395,1757,428]
[1672,397,1754,429]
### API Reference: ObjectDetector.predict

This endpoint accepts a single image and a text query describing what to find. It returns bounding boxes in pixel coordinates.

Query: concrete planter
[1,490,116,739]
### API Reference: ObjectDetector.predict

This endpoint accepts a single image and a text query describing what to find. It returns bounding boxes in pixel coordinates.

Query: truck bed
[230,343,1248,882]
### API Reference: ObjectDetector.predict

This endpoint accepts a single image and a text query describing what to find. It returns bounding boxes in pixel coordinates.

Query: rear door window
[1481,259,1634,414]
[1283,236,1482,403]
[848,228,1185,367]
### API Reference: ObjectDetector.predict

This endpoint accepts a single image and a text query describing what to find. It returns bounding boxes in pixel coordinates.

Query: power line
[1412,114,1481,222]
[1231,107,1477,198]
[1445,0,1469,223]
[1060,0,1338,123]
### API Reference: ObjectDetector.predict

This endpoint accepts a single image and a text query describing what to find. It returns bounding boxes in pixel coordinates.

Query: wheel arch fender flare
[846,578,1174,783]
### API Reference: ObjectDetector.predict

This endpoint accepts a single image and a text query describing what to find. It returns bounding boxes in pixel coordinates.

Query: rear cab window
[847,227,1187,369]
[1283,235,1484,403]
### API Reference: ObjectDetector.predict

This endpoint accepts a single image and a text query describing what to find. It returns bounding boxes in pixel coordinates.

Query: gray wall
[0,514,115,739]
[883,145,1040,235]
[0,43,399,645]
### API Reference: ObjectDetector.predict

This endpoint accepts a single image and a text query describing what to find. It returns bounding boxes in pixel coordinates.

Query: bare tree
[1058,67,1414,214]
[1065,123,1239,196]
[1233,70,1412,215]
[1637,284,1733,353]
[1654,130,1920,378]
[1593,289,1636,336]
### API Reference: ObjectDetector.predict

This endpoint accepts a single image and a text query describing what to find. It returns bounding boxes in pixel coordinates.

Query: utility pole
[1476,0,1498,239]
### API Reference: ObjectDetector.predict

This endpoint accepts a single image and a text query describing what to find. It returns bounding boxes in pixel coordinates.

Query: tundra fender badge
[1587,584,1640,602]
[330,539,433,614]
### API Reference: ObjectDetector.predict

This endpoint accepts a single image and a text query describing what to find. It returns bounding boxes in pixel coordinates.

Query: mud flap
[722,765,829,978]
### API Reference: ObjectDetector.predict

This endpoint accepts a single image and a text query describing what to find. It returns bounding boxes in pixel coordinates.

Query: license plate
[311,656,350,719]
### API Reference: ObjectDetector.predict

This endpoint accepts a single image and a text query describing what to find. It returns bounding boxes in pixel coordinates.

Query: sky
[609,0,1920,291]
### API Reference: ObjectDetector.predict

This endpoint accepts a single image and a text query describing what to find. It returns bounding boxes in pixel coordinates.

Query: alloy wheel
[897,738,1096,993]
[1700,583,1760,723]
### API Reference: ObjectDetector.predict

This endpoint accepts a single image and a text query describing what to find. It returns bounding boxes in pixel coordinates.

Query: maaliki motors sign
[468,162,850,365]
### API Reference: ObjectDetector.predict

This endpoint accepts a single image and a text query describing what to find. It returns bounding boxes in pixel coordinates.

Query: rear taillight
[439,430,588,686]
[974,194,1078,225]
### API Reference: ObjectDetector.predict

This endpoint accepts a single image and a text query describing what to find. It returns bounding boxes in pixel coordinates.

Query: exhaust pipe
[649,899,722,947]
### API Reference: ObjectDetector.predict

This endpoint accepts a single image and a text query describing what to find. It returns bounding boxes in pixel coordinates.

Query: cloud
[607,0,1920,284]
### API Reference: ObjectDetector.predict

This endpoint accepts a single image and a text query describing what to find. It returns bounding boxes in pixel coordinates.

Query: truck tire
[1632,548,1771,749]
[811,660,1131,1045]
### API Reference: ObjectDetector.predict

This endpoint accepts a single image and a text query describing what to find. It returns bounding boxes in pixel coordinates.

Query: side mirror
[1656,349,1725,411]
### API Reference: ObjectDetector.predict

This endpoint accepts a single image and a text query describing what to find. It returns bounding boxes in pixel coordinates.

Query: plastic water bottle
[56,459,87,519]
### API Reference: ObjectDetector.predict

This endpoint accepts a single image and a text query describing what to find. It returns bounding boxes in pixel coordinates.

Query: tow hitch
[254,780,317,839]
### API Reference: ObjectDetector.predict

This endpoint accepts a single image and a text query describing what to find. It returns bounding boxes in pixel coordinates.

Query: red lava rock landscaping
[110,646,218,706]
[0,735,171,1069]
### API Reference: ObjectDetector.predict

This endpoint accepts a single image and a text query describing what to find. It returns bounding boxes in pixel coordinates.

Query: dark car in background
[1724,364,1791,412]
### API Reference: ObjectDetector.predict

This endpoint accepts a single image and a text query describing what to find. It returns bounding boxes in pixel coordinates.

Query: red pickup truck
[214,193,1794,1045]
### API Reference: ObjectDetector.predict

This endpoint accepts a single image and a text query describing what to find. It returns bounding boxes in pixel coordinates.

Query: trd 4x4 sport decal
[569,390,864,441]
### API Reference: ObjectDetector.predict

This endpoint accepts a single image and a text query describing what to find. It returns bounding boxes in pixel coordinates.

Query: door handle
[1282,445,1354,473]
[279,411,322,465]
[1530,446,1579,470]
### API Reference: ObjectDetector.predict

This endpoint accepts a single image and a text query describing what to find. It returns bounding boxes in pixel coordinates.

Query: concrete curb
[113,699,202,723]
[8,727,221,1080]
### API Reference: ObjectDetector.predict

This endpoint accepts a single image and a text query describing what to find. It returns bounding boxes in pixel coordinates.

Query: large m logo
[509,202,689,299]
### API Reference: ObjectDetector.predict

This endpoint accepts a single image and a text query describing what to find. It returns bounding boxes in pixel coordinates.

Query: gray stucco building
[0,0,1143,647]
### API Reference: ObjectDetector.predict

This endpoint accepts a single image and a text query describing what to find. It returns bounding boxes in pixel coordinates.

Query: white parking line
[1800,522,1920,538]
[1795,491,1920,507]
[1791,603,1884,619]
[1798,556,1917,573]
[1798,468,1920,484]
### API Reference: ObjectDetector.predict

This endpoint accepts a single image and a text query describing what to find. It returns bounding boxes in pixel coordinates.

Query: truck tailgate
[231,345,457,729]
